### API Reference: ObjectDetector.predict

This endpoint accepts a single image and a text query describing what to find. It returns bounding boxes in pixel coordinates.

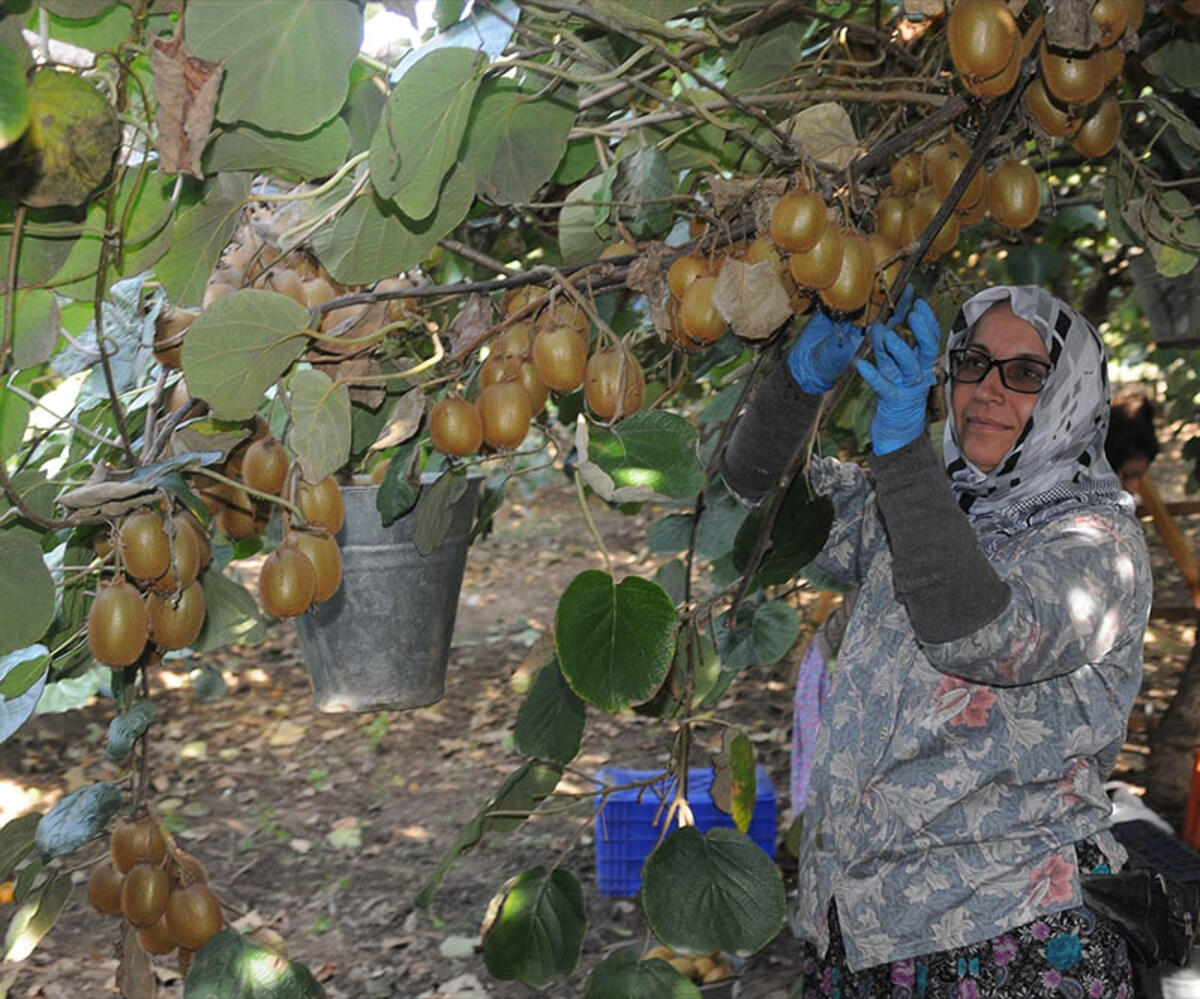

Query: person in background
[721,286,1152,998]
[1105,390,1159,496]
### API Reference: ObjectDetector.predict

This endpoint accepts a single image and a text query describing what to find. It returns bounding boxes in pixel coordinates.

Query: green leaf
[205,118,350,181]
[716,600,800,670]
[186,0,362,135]
[312,167,475,285]
[642,826,785,957]
[0,381,30,461]
[193,568,270,652]
[587,411,704,500]
[155,171,252,307]
[0,534,54,658]
[559,174,613,266]
[634,629,719,720]
[1142,93,1200,153]
[415,761,561,908]
[9,289,59,368]
[411,469,470,557]
[513,662,585,764]
[612,146,673,240]
[460,79,576,205]
[35,4,131,53]
[369,47,483,218]
[553,137,599,186]
[0,813,40,883]
[376,439,421,527]
[0,645,48,743]
[184,928,326,998]
[732,477,833,586]
[0,44,29,150]
[35,666,109,714]
[180,289,309,420]
[1144,39,1200,90]
[584,949,701,999]
[481,866,586,988]
[3,873,71,962]
[287,368,352,482]
[1004,244,1064,286]
[343,77,386,155]
[34,781,122,858]
[555,571,677,712]
[105,699,154,761]
[727,22,808,94]
[0,203,78,295]
[38,1,116,18]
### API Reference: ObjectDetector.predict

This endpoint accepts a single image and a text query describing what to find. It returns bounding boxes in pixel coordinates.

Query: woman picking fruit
[721,286,1151,996]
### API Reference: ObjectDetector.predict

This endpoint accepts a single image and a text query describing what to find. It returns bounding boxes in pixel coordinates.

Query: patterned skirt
[795,844,1135,999]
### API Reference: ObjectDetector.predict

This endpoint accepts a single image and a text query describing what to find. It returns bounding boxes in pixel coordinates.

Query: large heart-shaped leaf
[184,928,326,998]
[186,0,362,135]
[482,866,586,988]
[612,146,674,239]
[181,289,309,420]
[555,571,677,712]
[312,168,475,286]
[193,568,269,652]
[34,781,123,858]
[715,600,799,670]
[732,477,833,586]
[154,171,251,307]
[0,535,54,658]
[460,79,576,205]
[513,662,585,765]
[411,469,470,557]
[368,47,483,218]
[287,368,352,482]
[584,949,701,999]
[0,645,48,744]
[586,411,704,500]
[204,117,350,181]
[641,826,785,957]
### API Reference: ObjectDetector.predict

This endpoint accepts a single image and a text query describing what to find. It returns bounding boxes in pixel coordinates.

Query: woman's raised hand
[786,309,865,395]
[854,297,941,455]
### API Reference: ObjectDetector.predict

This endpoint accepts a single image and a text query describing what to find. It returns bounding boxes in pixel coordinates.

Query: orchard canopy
[0,0,1199,993]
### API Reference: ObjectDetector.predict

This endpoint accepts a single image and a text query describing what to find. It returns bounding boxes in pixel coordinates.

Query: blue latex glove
[854,297,941,455]
[787,287,916,395]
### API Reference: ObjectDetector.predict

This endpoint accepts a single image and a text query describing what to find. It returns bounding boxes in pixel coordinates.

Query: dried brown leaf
[118,920,156,999]
[370,388,426,451]
[332,356,386,409]
[447,293,493,359]
[784,102,862,171]
[151,36,223,179]
[712,258,793,341]
[1045,0,1099,50]
[626,243,670,342]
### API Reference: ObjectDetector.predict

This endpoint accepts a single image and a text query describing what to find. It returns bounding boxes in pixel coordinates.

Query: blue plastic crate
[594,766,777,897]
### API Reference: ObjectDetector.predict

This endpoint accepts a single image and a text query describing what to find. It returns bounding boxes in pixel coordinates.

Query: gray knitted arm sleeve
[718,361,823,506]
[868,436,1011,643]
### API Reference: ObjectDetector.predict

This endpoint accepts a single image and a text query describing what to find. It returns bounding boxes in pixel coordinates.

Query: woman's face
[951,303,1050,473]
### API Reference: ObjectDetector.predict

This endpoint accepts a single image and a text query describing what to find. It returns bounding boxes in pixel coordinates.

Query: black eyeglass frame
[947,347,1051,395]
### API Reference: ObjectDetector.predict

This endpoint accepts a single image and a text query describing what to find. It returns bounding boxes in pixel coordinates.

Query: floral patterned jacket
[792,455,1153,971]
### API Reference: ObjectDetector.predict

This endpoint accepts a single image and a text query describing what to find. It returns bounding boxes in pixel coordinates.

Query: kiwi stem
[191,467,306,525]
[572,463,612,575]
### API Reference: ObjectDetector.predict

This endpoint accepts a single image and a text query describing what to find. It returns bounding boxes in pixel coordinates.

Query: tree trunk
[1143,624,1200,831]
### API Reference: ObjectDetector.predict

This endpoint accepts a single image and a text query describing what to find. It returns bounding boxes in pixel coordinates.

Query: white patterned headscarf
[941,285,1130,529]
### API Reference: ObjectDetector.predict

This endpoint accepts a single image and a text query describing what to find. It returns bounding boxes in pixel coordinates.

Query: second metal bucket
[293,477,480,713]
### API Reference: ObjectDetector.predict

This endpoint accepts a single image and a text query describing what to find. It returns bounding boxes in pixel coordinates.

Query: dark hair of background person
[1106,391,1160,494]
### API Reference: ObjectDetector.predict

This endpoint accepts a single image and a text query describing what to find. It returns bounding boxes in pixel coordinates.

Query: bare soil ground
[0,457,1194,999]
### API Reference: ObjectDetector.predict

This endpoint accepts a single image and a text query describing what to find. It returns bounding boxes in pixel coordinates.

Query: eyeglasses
[948,347,1051,394]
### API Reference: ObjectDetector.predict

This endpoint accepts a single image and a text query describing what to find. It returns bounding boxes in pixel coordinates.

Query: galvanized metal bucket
[293,477,480,713]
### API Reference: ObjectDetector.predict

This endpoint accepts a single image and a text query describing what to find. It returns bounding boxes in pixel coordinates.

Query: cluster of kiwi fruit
[87,504,213,667]
[429,285,646,458]
[947,0,1137,159]
[87,814,223,974]
[189,426,345,620]
[644,944,736,987]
